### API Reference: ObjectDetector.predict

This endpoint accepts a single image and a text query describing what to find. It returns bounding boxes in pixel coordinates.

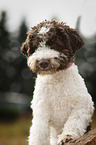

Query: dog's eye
[54,57,58,60]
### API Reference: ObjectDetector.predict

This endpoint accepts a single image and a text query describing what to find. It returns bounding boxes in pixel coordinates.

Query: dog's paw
[58,134,75,145]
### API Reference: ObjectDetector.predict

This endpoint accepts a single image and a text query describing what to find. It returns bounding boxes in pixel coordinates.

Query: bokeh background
[0,0,96,145]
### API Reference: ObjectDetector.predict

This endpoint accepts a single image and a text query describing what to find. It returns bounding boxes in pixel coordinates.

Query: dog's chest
[32,70,77,128]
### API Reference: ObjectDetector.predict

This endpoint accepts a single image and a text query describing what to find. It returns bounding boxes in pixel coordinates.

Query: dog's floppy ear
[20,31,34,57]
[21,41,29,57]
[21,30,42,57]
[20,33,35,57]
[65,27,84,54]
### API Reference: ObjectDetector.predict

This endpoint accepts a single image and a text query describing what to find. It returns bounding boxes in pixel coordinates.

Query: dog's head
[21,20,84,74]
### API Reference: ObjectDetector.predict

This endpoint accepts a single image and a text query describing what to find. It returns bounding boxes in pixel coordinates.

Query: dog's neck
[67,62,73,68]
[37,63,76,80]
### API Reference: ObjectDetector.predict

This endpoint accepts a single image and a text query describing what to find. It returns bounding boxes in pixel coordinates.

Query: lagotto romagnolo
[21,20,94,145]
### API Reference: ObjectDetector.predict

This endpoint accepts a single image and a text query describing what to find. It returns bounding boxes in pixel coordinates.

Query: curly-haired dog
[21,20,94,145]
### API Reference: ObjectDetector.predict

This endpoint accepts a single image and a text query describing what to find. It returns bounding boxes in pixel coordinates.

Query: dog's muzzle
[38,59,50,70]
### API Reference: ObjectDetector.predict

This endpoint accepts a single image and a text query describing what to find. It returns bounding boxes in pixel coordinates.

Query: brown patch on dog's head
[45,22,84,57]
[21,20,84,58]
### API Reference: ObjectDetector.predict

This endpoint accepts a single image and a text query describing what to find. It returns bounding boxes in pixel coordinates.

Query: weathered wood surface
[64,128,96,145]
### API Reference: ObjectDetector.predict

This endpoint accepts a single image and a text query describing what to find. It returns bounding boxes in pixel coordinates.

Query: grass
[0,118,31,145]
[0,112,96,145]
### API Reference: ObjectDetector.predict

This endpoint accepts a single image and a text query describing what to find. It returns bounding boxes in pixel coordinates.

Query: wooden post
[64,128,96,145]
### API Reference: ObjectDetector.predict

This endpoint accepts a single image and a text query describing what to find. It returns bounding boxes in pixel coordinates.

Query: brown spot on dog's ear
[21,41,29,57]
[46,25,70,54]
[28,32,42,53]
[65,27,84,54]
[21,30,42,57]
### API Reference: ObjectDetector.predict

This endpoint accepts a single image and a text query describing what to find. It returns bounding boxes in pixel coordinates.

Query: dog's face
[21,20,84,74]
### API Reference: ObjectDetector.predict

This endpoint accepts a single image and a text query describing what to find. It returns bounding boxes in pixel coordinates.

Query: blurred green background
[0,10,96,145]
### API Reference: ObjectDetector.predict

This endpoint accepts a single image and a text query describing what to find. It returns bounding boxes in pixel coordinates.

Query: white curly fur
[27,46,60,74]
[27,46,94,145]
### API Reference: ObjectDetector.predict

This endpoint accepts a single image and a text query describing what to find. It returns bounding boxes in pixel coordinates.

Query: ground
[0,117,31,145]
[0,111,96,145]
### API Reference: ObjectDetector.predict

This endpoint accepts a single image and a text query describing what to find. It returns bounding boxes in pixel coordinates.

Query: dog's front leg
[58,107,93,145]
[28,106,50,145]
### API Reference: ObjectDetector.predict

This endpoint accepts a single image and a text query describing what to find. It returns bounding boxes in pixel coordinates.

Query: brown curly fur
[21,20,84,58]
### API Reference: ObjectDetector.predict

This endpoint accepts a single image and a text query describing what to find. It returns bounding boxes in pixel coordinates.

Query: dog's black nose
[38,59,50,69]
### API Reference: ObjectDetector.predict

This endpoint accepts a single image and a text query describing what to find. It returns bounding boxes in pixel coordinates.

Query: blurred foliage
[75,16,96,106]
[0,11,36,98]
[18,18,28,45]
